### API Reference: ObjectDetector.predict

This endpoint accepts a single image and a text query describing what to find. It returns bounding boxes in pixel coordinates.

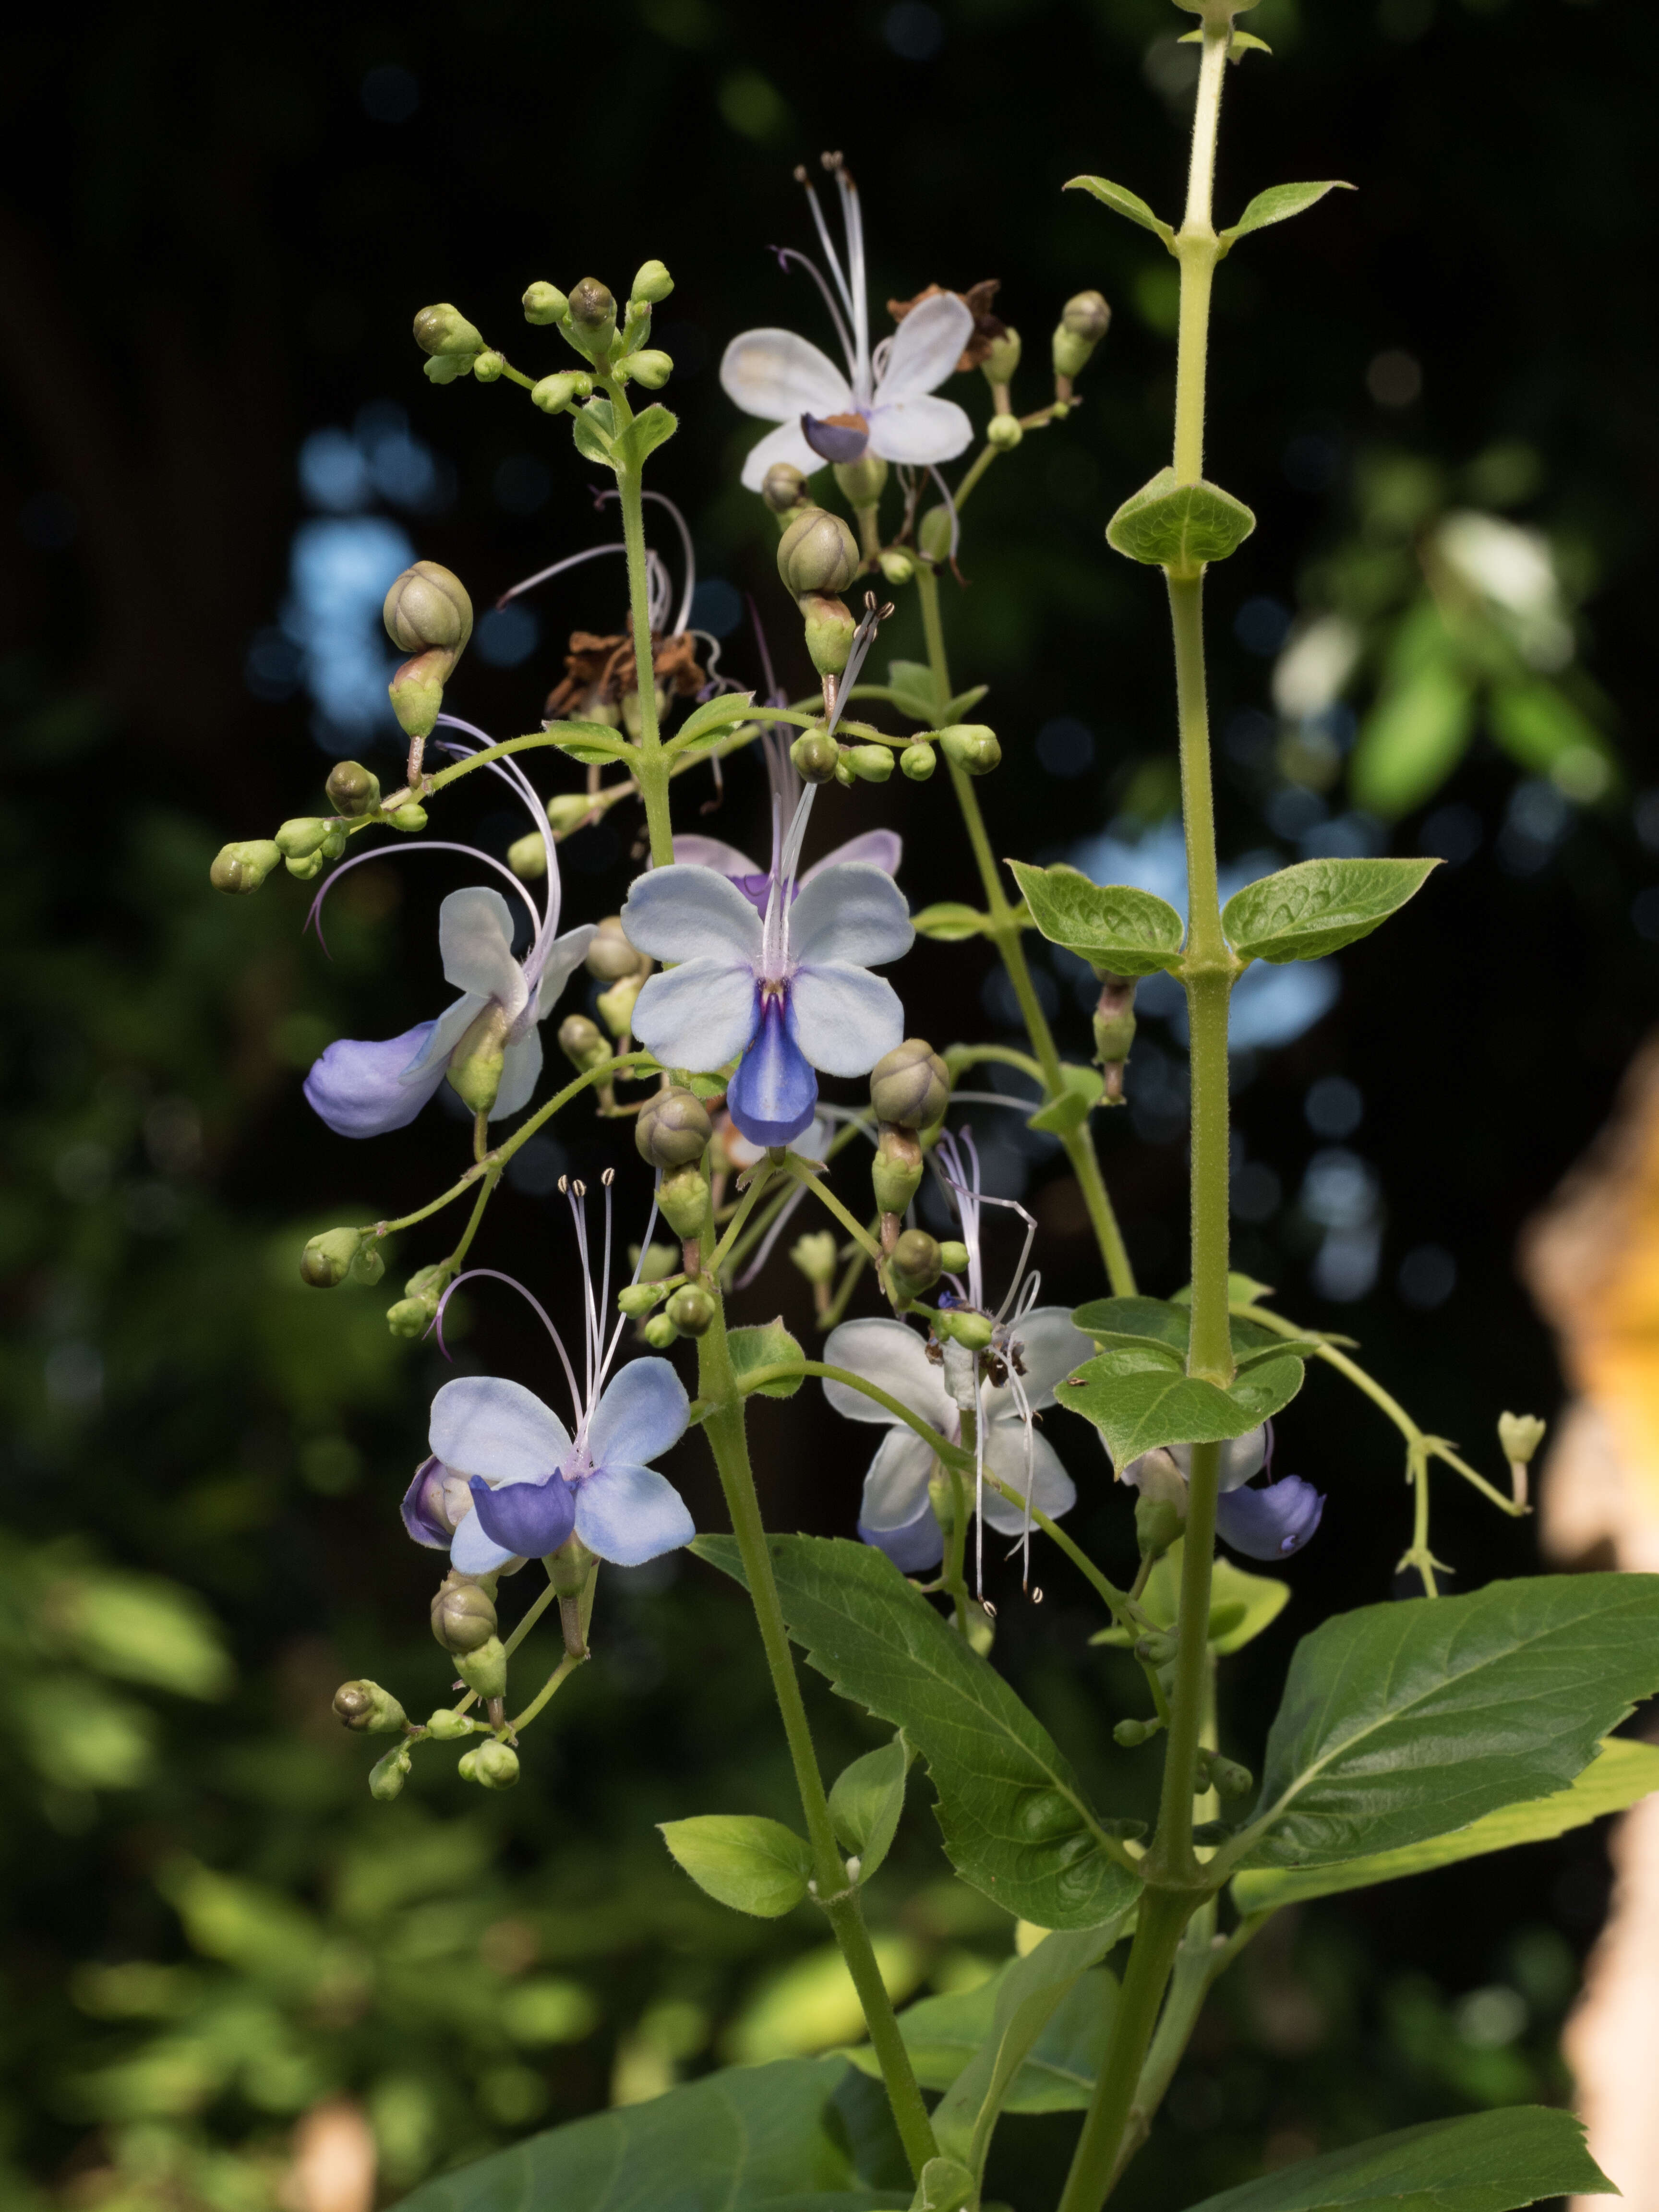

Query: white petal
[874,292,974,403]
[535,925,598,1020]
[822,1318,956,1432]
[403,993,487,1082]
[789,863,914,969]
[738,419,832,494]
[1172,1428,1268,1492]
[575,1463,696,1566]
[979,1425,1077,1536]
[789,963,904,1077]
[430,1376,572,1486]
[631,960,757,1073]
[800,830,902,885]
[493,1030,542,1120]
[1002,1309,1097,1411]
[673,834,762,878]
[440,887,529,1021]
[586,1357,690,1469]
[620,864,764,966]
[859,1426,940,1530]
[720,327,854,422]
[867,393,975,468]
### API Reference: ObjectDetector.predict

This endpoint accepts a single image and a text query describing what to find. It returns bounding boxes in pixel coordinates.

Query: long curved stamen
[600,1186,661,1385]
[496,541,627,610]
[434,716,564,960]
[735,1180,809,1290]
[304,838,541,959]
[647,549,673,637]
[565,1176,599,1410]
[795,167,860,357]
[926,465,963,565]
[768,245,859,389]
[763,785,817,976]
[829,158,870,403]
[826,596,893,741]
[1008,1364,1038,1587]
[433,1268,584,1430]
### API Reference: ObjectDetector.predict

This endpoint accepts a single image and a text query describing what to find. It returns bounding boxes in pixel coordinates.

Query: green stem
[446,1165,500,1272]
[818,1245,870,1332]
[1056,1889,1191,2212]
[1104,1896,1219,2192]
[779,1154,885,1263]
[1172,27,1229,485]
[612,419,675,869]
[707,1166,777,1278]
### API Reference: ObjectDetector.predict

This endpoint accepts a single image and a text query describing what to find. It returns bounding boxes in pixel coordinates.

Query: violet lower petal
[1215,1475,1324,1560]
[469,1471,577,1559]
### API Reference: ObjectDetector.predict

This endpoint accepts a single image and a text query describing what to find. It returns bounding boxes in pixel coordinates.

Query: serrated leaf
[1009,863,1184,978]
[1233,1736,1659,1916]
[1094,1542,1288,1657]
[1106,469,1256,575]
[695,1535,1142,1930]
[1242,1573,1659,1870]
[547,718,632,765]
[673,690,756,751]
[1057,1347,1305,1467]
[660,1814,812,1917]
[1028,1065,1102,1135]
[829,1735,911,1882]
[1174,2106,1611,2212]
[570,396,617,470]
[728,1319,806,1399]
[1219,180,1354,251]
[1223,857,1439,964]
[614,401,678,471]
[888,659,942,724]
[1064,174,1175,246]
[912,902,993,944]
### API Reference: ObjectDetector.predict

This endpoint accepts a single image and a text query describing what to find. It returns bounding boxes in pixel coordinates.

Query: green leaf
[1244,1573,1659,1869]
[1350,658,1475,818]
[48,1569,233,1699]
[829,1736,911,1883]
[569,396,618,470]
[1222,857,1439,965]
[1106,469,1256,576]
[546,718,632,765]
[912,2158,976,2212]
[695,1535,1142,1930]
[888,660,943,724]
[1233,1736,1659,1916]
[1008,863,1184,978]
[912,902,994,944]
[614,401,678,471]
[1219,180,1354,250]
[1094,1542,1289,1657]
[1173,2106,1612,2212]
[396,2054,906,2211]
[1057,1347,1305,1467]
[1489,680,1609,778]
[673,690,756,751]
[849,1959,1118,2112]
[942,684,989,721]
[1064,174,1175,247]
[659,1814,813,1918]
[1028,1065,1103,1135]
[1072,1297,1315,1370]
[729,1320,806,1399]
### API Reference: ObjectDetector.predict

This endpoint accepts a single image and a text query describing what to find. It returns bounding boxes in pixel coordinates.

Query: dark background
[0,0,1652,2204]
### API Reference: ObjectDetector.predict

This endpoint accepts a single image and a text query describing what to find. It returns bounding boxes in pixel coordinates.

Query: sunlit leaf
[1009,864,1185,977]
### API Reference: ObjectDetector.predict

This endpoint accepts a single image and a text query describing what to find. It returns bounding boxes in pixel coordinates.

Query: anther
[558,1175,569,1195]
[1032,1587,1045,1604]
[602,1166,615,1187]
[982,1599,998,1618]
[572,1178,587,1198]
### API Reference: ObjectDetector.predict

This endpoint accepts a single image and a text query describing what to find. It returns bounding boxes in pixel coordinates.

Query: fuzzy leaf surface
[1008,864,1184,977]
[1057,1347,1305,1466]
[729,1320,807,1399]
[1064,174,1175,245]
[659,1814,812,1918]
[1219,180,1354,248]
[829,1735,911,1883]
[1222,858,1439,964]
[1106,470,1256,574]
[672,690,756,751]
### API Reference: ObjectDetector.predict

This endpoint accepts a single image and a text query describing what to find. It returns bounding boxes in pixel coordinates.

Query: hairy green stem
[611,412,675,868]
[1056,1889,1191,2212]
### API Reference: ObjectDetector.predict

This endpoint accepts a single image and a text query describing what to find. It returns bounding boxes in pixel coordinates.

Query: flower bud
[389,803,428,832]
[1499,1411,1546,1508]
[665,1284,716,1337]
[656,1164,709,1240]
[413,303,484,360]
[446,1003,509,1117]
[934,1307,994,1352]
[321,824,349,860]
[387,1297,433,1340]
[890,1229,942,1296]
[1053,290,1111,384]
[334,1680,408,1734]
[1135,1629,1180,1668]
[630,259,675,306]
[981,327,1022,385]
[642,1313,679,1349]
[389,648,455,743]
[301,1226,362,1289]
[508,831,548,881]
[596,973,644,1039]
[459,1738,520,1789]
[1135,1493,1185,1561]
[778,508,859,597]
[632,1241,680,1283]
[617,1280,668,1318]
[326,760,381,817]
[546,793,595,833]
[473,350,506,384]
[873,1127,924,1218]
[424,354,469,386]
[848,744,893,784]
[209,839,282,895]
[587,914,645,984]
[431,1571,498,1655]
[625,349,673,390]
[285,851,324,882]
[918,506,953,564]
[801,593,857,678]
[791,1230,839,1287]
[834,753,856,789]
[879,548,916,588]
[1114,1718,1155,1749]
[986,413,1023,452]
[349,1242,385,1287]
[637,1087,713,1170]
[939,723,1001,776]
[833,454,889,510]
[938,1240,970,1274]
[456,1635,508,1703]
[523,281,568,326]
[532,370,593,414]
[791,731,841,784]
[369,1743,412,1801]
[763,462,811,517]
[871,1040,951,1130]
[1210,1755,1253,1801]
[900,742,936,781]
[276,818,328,860]
[559,1013,610,1075]
[424,1707,476,1741]
[566,277,617,355]
[385,562,473,657]
[1093,974,1137,1104]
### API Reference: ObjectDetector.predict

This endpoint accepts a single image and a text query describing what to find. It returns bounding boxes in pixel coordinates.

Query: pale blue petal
[631,959,758,1073]
[440,887,528,1018]
[822,1319,956,1431]
[430,1376,572,1486]
[867,392,974,467]
[403,993,487,1081]
[620,864,764,966]
[304,1022,447,1138]
[449,1507,520,1575]
[993,1309,1095,1411]
[673,834,761,878]
[493,1029,542,1121]
[789,962,905,1078]
[1173,1429,1268,1493]
[875,292,974,403]
[737,418,832,493]
[859,1499,944,1574]
[800,830,902,885]
[575,1463,696,1565]
[720,328,853,423]
[728,996,817,1146]
[586,1357,690,1469]
[535,925,598,1019]
[859,1426,938,1527]
[788,864,913,969]
[980,1425,1076,1535]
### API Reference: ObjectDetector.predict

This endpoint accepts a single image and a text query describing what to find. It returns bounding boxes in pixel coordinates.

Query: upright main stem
[613,419,676,868]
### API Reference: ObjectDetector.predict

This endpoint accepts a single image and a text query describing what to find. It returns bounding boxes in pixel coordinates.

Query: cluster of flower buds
[1052,290,1112,408]
[585,914,653,1041]
[209,752,410,899]
[868,1038,951,1259]
[300,1226,385,1291]
[383,561,474,781]
[519,261,675,390]
[1093,972,1137,1104]
[387,1262,450,1341]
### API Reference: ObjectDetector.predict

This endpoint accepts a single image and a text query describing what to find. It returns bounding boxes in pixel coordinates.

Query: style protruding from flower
[721,152,975,493]
[1117,1428,1325,1562]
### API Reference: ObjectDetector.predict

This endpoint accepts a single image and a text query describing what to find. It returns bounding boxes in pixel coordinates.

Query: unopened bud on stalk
[879,547,916,588]
[762,462,810,517]
[522,280,568,325]
[587,915,645,984]
[834,752,856,788]
[545,793,595,834]
[326,760,381,817]
[1209,1755,1254,1801]
[777,508,859,597]
[1135,1493,1185,1561]
[890,1229,942,1297]
[642,1313,679,1349]
[285,851,324,882]
[321,824,348,860]
[424,1707,476,1741]
[618,1280,668,1318]
[508,832,548,881]
[531,370,593,414]
[389,649,452,743]
[566,277,617,356]
[446,1003,509,1116]
[918,506,953,563]
[656,1164,710,1240]
[458,1738,520,1789]
[424,354,470,386]
[276,818,328,860]
[596,973,644,1039]
[833,453,889,511]
[848,744,893,783]
[981,326,1023,387]
[900,742,936,781]
[937,1239,970,1274]
[986,414,1023,452]
[413,303,484,360]
[210,839,282,895]
[939,724,1001,776]
[1114,1718,1155,1749]
[791,1230,839,1287]
[455,1635,508,1703]
[389,803,427,832]
[877,1130,926,1242]
[301,1227,362,1289]
[1093,974,1137,1104]
[385,563,473,658]
[624,349,673,389]
[791,731,840,784]
[933,1307,994,1353]
[665,1284,716,1337]
[801,593,857,677]
[1053,290,1111,389]
[387,1297,433,1340]
[349,1242,385,1287]
[630,259,675,305]
[871,1040,951,1130]
[1498,1411,1546,1509]
[333,1680,408,1734]
[369,1743,412,1800]
[558,1014,610,1076]
[431,1571,498,1655]
[473,350,506,383]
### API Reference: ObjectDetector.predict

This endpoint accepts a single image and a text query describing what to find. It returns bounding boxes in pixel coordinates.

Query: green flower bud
[473,349,506,383]
[413,303,484,360]
[1499,1412,1546,1465]
[566,277,617,355]
[848,744,893,783]
[424,354,470,386]
[1053,290,1112,383]
[833,453,889,510]
[431,1572,498,1655]
[459,1738,520,1789]
[369,1743,412,1800]
[456,1635,508,1703]
[981,326,1022,385]
[939,723,1001,776]
[873,1126,925,1217]
[522,280,568,326]
[301,1226,362,1290]
[934,1308,993,1353]
[642,1313,679,1349]
[349,1242,385,1287]
[546,793,596,834]
[445,1003,509,1117]
[596,972,644,1039]
[938,1241,970,1274]
[637,1087,713,1170]
[1135,1629,1180,1668]
[389,649,454,742]
[508,831,548,881]
[423,1707,477,1741]
[633,1238,680,1282]
[900,742,936,781]
[326,761,381,817]
[532,370,593,414]
[284,850,323,883]
[387,1297,434,1340]
[778,508,859,597]
[871,1040,951,1130]
[791,731,841,784]
[321,824,349,860]
[1114,1717,1154,1749]
[209,839,282,895]
[791,1230,839,1287]
[1093,974,1137,1104]
[587,914,645,984]
[890,1229,942,1296]
[558,1013,610,1075]
[625,349,673,390]
[986,413,1023,452]
[918,505,953,563]
[617,1281,668,1318]
[665,1284,716,1337]
[879,548,916,588]
[834,752,856,788]
[385,562,473,657]
[389,803,428,832]
[656,1163,709,1239]
[630,259,675,306]
[334,1679,408,1733]
[1209,1755,1254,1801]
[763,462,811,517]
[276,817,328,860]
[1135,1493,1185,1562]
[801,592,857,677]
